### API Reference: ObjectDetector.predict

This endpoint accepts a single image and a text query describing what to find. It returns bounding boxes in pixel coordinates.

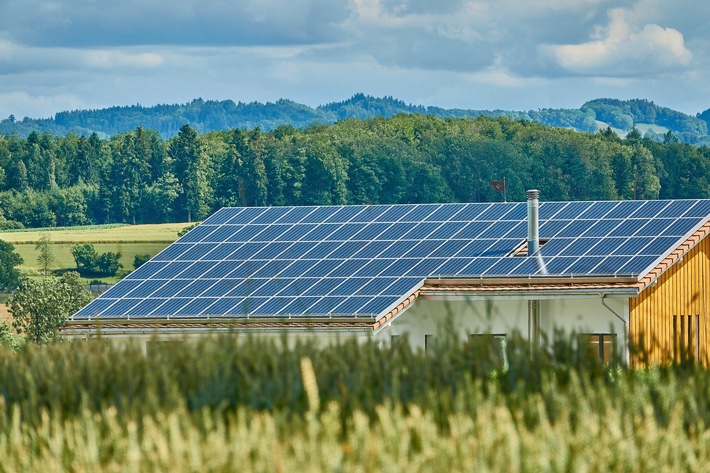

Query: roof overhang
[60,316,376,336]
[419,276,640,299]
[370,275,640,332]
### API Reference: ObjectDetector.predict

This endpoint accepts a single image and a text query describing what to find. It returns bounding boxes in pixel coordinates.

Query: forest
[1,113,710,230]
[1,94,709,144]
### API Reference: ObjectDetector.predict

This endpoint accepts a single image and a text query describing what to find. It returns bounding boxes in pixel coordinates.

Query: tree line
[1,114,710,230]
[2,94,708,143]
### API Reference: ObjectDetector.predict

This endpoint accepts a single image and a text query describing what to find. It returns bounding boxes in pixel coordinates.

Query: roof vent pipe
[527,189,540,256]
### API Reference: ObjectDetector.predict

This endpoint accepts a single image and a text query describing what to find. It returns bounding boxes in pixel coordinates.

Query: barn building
[62,192,710,365]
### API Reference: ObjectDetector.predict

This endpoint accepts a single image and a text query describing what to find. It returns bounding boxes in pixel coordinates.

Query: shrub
[133,253,151,269]
[70,243,98,272]
[70,243,123,276]
[177,223,198,237]
[95,251,122,276]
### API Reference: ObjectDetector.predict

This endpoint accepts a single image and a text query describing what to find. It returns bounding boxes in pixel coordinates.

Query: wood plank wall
[629,237,710,366]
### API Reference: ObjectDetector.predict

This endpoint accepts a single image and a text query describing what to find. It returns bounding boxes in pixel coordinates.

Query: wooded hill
[1,114,709,230]
[1,95,709,144]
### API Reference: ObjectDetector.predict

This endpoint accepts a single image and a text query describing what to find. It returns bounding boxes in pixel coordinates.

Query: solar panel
[73,199,710,322]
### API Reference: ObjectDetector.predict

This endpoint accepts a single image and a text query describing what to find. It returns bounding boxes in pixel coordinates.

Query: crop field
[0,333,708,471]
[0,223,188,280]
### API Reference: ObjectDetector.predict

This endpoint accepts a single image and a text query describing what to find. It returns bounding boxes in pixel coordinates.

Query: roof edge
[62,315,374,329]
[372,290,420,332]
[636,220,710,291]
[424,275,639,286]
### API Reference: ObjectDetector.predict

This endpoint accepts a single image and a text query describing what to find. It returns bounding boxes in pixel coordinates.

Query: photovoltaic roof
[72,199,710,321]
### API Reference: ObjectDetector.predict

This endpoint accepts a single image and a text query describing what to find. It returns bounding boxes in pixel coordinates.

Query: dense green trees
[171,124,212,222]
[2,95,708,144]
[1,115,710,229]
[0,239,23,288]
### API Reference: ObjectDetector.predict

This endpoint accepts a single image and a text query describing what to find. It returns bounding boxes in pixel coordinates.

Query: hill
[1,94,708,144]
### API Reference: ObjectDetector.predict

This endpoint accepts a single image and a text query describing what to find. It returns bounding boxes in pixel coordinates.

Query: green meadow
[0,223,188,281]
[0,333,709,471]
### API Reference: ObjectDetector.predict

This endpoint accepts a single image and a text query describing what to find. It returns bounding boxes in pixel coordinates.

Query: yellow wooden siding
[629,237,710,365]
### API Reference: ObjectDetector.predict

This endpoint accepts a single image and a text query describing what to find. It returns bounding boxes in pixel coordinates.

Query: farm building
[63,192,710,365]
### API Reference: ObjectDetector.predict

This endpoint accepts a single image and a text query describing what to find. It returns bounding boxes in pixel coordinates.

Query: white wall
[375,295,629,359]
[63,328,372,354]
[64,295,630,360]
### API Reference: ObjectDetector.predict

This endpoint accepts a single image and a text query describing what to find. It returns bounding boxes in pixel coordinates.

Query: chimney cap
[526,189,539,200]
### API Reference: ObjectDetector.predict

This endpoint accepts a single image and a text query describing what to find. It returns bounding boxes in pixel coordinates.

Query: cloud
[0,0,707,120]
[349,0,496,72]
[0,0,351,48]
[542,8,693,77]
[0,39,165,74]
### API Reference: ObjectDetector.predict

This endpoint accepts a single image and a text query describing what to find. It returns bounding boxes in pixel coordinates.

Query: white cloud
[544,8,693,76]
[0,39,165,74]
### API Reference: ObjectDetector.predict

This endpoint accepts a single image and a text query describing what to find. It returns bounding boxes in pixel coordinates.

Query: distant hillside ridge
[1,94,708,144]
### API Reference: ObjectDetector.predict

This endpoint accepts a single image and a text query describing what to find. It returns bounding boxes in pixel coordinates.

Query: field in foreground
[0,333,708,471]
[0,222,188,280]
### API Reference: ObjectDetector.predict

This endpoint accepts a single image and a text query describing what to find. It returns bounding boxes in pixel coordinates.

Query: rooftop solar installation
[72,199,710,321]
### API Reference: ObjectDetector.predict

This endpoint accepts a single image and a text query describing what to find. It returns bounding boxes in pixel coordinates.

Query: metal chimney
[527,189,540,256]
[526,189,541,353]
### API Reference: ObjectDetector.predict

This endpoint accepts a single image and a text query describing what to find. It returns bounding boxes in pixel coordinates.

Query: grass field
[0,334,709,470]
[0,222,189,281]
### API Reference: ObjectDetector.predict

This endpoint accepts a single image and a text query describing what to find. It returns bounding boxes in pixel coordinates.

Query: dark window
[583,333,616,363]
[469,333,508,369]
[425,334,434,353]
[673,315,700,362]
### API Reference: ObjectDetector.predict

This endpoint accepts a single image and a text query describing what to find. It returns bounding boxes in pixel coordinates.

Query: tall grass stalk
[0,332,709,470]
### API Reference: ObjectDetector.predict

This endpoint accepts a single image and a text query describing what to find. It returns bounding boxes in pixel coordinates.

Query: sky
[0,0,708,120]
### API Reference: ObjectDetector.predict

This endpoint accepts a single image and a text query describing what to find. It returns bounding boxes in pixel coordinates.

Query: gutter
[420,287,638,300]
[61,325,374,337]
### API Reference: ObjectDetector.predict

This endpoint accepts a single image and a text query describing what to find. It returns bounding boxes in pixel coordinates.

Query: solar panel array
[73,199,710,321]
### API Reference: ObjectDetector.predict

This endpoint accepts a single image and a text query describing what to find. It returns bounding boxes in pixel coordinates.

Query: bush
[96,251,122,275]
[133,253,151,269]
[0,322,23,351]
[177,223,198,237]
[70,243,98,272]
[70,243,122,276]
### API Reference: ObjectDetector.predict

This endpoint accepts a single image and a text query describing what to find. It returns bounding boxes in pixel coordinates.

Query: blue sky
[0,0,707,119]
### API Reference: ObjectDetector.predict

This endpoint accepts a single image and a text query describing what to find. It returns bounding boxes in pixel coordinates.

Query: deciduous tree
[0,239,23,288]
[9,272,92,344]
[36,232,55,277]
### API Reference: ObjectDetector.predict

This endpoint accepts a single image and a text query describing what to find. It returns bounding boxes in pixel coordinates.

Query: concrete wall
[375,295,629,359]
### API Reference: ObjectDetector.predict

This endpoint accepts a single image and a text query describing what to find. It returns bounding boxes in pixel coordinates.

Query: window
[425,334,434,353]
[469,333,508,369]
[673,315,700,361]
[583,333,616,363]
[146,339,184,357]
